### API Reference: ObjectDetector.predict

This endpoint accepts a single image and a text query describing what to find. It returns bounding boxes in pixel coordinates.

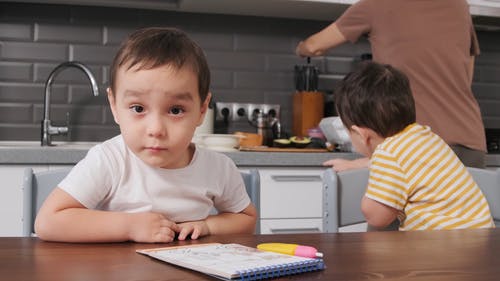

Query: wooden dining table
[1,228,499,281]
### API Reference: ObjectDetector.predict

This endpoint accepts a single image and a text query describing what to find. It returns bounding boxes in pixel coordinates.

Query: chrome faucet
[41,61,99,146]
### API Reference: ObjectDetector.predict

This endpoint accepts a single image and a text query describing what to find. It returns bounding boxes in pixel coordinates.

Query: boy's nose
[146,115,167,137]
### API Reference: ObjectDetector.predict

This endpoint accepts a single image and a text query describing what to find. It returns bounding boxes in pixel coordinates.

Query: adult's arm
[296,22,348,57]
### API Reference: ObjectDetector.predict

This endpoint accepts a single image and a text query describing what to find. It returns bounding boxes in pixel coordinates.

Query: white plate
[204,146,239,152]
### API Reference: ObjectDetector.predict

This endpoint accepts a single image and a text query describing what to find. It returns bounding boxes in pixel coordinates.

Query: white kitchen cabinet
[256,167,326,234]
[249,166,368,234]
[0,164,74,237]
[7,0,500,21]
[468,0,500,16]
[5,0,351,21]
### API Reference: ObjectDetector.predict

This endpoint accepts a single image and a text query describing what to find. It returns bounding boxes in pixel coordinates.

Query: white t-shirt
[58,135,250,222]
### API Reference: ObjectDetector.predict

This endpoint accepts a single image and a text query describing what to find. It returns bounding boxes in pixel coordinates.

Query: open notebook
[137,243,325,280]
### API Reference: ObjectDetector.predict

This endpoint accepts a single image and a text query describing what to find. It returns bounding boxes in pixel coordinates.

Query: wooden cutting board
[239,146,329,152]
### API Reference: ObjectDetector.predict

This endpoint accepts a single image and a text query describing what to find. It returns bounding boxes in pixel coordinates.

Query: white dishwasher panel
[259,168,324,219]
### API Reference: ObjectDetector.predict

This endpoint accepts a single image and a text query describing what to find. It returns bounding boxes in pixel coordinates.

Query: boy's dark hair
[109,27,210,102]
[334,62,416,138]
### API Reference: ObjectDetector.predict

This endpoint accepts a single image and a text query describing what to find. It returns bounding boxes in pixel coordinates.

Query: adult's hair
[334,62,416,138]
[109,27,210,102]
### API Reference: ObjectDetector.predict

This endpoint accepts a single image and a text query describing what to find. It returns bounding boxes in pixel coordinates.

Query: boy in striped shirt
[335,62,494,231]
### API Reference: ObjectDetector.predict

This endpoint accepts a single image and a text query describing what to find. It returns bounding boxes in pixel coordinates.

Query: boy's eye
[169,106,185,115]
[130,105,144,113]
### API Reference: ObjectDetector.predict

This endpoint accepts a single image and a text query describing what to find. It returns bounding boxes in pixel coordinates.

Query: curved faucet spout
[42,61,99,146]
[43,61,99,121]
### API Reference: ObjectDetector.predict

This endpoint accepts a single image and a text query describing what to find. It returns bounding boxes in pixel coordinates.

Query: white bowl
[198,134,243,151]
[319,117,353,151]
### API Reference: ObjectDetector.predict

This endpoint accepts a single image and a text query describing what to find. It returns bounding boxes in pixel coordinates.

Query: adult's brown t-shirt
[336,0,486,151]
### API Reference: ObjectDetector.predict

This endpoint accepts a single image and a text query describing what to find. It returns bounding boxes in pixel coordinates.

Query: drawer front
[260,218,323,234]
[260,168,323,219]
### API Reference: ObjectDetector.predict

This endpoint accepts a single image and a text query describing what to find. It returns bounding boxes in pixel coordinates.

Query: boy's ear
[198,92,211,126]
[351,125,372,143]
[351,125,379,148]
[107,87,120,125]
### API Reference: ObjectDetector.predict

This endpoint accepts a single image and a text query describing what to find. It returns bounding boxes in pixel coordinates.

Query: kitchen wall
[0,2,499,142]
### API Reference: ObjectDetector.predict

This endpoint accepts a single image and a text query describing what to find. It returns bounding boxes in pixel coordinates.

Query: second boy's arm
[323,157,370,172]
[35,187,179,243]
[361,196,399,229]
[176,203,258,240]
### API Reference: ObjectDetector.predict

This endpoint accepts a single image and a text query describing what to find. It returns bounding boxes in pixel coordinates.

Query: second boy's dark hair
[109,27,210,102]
[334,62,416,138]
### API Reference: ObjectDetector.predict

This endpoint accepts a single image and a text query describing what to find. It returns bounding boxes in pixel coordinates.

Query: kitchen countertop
[1,145,499,167]
[0,145,359,166]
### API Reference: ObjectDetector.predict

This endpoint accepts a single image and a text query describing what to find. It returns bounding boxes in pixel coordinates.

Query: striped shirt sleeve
[366,149,408,211]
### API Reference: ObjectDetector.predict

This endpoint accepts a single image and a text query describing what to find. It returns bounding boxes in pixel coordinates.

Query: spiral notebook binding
[236,259,324,280]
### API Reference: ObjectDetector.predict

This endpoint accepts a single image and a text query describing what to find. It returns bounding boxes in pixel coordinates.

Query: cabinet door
[259,168,324,219]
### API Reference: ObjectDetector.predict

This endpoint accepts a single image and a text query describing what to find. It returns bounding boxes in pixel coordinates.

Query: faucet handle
[47,113,69,136]
[58,112,70,135]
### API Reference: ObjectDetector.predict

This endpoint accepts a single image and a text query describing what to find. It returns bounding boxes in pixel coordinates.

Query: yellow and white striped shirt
[366,123,494,230]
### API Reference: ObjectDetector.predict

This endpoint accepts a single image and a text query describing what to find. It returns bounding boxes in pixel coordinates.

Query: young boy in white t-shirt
[35,27,257,243]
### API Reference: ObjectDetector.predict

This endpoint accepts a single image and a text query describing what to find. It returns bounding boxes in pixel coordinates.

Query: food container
[234,132,263,147]
[307,127,326,140]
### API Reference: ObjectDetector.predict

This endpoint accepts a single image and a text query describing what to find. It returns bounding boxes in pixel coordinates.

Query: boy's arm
[361,196,399,229]
[176,203,258,240]
[296,22,347,57]
[206,203,258,234]
[35,187,178,243]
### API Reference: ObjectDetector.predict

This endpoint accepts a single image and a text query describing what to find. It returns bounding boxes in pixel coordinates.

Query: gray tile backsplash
[35,23,102,43]
[0,62,32,81]
[1,41,68,61]
[1,2,500,142]
[0,23,31,40]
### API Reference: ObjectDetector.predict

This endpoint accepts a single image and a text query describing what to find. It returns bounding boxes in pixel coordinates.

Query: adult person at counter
[296,0,486,170]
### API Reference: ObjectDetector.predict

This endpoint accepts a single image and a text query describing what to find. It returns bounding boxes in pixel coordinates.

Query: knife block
[292,91,324,137]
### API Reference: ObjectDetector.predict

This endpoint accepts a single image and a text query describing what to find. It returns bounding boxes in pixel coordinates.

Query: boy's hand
[127,212,178,243]
[323,157,370,172]
[176,220,210,240]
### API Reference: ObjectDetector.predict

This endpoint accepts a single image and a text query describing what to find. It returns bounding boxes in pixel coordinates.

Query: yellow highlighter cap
[257,243,322,258]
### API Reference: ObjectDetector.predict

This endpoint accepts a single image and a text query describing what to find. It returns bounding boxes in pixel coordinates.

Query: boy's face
[107,63,209,169]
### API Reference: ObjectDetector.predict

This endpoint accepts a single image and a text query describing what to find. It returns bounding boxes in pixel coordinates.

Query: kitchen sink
[0,141,100,149]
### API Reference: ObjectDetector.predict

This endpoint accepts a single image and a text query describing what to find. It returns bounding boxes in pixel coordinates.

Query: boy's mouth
[145,146,167,152]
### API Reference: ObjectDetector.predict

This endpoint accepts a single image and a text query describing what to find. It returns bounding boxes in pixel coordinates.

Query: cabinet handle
[269,227,321,234]
[270,175,322,182]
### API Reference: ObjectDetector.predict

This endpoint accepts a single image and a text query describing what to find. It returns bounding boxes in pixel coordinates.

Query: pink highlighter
[257,243,323,258]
